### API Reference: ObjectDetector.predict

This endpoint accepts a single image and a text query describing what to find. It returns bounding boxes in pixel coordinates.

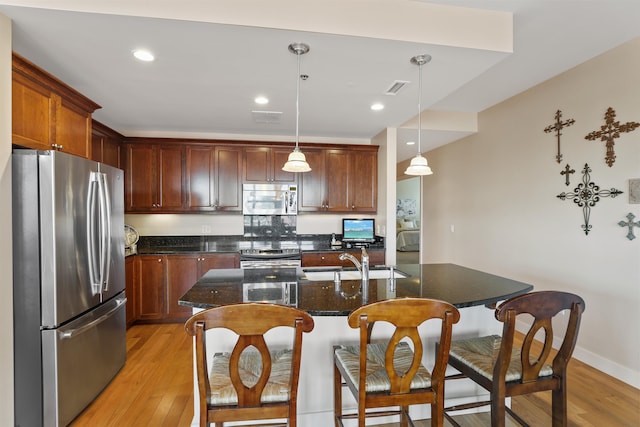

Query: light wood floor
[71,323,640,426]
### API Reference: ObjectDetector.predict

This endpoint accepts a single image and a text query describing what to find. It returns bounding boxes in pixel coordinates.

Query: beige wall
[422,37,640,387]
[0,12,14,427]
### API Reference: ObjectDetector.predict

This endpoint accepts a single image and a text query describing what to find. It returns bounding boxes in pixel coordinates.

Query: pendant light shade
[283,43,312,173]
[405,54,433,176]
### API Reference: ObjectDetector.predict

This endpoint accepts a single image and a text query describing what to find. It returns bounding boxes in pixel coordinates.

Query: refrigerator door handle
[87,172,101,294]
[97,172,112,293]
[59,297,127,340]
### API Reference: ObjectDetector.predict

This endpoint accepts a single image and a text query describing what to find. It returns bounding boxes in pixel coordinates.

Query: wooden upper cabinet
[186,145,242,212]
[349,149,377,212]
[299,146,378,213]
[12,52,100,158]
[215,146,243,210]
[243,146,296,183]
[325,149,352,212]
[91,120,123,168]
[298,148,327,212]
[124,143,185,212]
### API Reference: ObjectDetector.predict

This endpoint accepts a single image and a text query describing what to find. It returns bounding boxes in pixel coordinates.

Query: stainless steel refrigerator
[13,150,127,427]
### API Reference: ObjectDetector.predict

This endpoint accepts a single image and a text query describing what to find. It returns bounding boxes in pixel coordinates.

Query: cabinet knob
[157,258,162,262]
[351,205,355,209]
[321,256,325,260]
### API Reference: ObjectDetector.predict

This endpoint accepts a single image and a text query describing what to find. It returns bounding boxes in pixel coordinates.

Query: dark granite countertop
[135,234,385,255]
[179,263,534,316]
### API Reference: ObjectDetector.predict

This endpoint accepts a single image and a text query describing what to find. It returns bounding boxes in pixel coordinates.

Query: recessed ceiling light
[133,49,155,62]
[254,96,269,105]
[370,103,384,111]
[406,141,416,145]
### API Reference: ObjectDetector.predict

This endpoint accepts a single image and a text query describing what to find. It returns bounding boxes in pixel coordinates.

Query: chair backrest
[184,303,315,411]
[494,290,585,383]
[348,297,460,393]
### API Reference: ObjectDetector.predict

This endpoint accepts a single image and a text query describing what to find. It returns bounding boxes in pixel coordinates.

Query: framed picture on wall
[630,179,640,204]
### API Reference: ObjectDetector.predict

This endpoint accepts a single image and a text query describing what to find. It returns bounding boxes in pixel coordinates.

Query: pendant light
[405,54,433,176]
[282,43,312,173]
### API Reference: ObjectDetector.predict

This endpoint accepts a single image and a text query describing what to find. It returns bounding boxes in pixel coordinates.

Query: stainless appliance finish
[240,248,302,269]
[241,267,298,306]
[242,183,298,215]
[13,150,126,427]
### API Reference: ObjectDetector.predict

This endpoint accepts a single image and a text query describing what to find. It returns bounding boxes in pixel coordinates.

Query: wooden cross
[557,163,623,235]
[585,107,639,167]
[618,213,640,240]
[560,163,575,186]
[544,109,575,163]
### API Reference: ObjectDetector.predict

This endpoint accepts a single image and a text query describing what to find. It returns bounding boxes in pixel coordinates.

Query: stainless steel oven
[240,248,301,269]
[240,266,298,306]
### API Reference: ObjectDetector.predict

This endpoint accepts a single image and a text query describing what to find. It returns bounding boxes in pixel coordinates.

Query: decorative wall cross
[560,163,575,186]
[585,107,639,167]
[618,213,640,240]
[544,109,575,163]
[557,163,623,235]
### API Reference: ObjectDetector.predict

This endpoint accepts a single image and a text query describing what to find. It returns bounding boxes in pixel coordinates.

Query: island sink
[301,267,408,281]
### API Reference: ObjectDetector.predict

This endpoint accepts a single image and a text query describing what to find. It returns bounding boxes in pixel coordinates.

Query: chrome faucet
[339,247,370,301]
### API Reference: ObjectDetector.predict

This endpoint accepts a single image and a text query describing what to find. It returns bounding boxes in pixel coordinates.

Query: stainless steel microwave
[242,183,297,215]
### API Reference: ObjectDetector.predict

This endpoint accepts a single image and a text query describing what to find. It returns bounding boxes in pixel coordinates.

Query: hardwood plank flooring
[71,323,640,426]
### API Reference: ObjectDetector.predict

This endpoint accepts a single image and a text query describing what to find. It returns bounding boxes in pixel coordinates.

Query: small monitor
[342,218,375,242]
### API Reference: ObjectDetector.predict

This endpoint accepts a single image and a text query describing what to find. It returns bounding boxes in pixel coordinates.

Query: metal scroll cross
[560,164,575,186]
[585,107,639,167]
[557,163,623,235]
[544,109,575,163]
[618,213,640,240]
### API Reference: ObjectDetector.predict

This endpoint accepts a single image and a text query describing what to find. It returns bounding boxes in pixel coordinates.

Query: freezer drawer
[41,293,127,427]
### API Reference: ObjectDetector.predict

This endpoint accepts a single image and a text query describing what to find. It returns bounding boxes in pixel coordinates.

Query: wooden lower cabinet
[125,256,136,327]
[133,253,239,323]
[301,249,385,267]
[136,256,165,321]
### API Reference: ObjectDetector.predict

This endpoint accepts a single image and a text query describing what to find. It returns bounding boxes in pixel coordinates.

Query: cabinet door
[186,145,215,210]
[12,72,54,150]
[271,147,296,183]
[350,150,377,212]
[56,96,91,158]
[298,149,326,212]
[125,256,136,326]
[165,255,200,320]
[102,137,121,168]
[198,253,240,276]
[243,147,270,182]
[215,146,242,211]
[157,145,185,210]
[301,250,385,267]
[91,123,122,168]
[137,256,165,321]
[243,147,295,183]
[125,144,156,211]
[325,149,352,212]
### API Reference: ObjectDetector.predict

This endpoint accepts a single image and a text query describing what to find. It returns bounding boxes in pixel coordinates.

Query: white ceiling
[1,1,640,162]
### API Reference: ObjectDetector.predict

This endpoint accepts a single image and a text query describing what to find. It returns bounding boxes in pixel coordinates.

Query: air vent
[252,110,282,124]
[385,80,410,95]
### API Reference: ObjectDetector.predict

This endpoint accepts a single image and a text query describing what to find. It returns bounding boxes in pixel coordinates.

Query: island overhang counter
[178,263,533,427]
[179,263,533,314]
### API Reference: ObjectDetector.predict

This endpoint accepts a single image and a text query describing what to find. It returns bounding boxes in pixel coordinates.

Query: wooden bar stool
[184,303,315,427]
[443,290,585,426]
[333,297,460,426]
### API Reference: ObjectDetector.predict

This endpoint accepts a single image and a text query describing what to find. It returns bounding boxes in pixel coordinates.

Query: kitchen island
[179,263,533,426]
[179,263,533,314]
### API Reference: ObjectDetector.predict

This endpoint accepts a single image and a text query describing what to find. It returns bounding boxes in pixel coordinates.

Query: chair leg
[552,383,568,427]
[400,405,409,427]
[490,391,507,427]
[333,362,342,427]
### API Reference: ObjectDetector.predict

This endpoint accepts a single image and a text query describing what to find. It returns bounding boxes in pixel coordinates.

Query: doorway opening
[396,176,420,264]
